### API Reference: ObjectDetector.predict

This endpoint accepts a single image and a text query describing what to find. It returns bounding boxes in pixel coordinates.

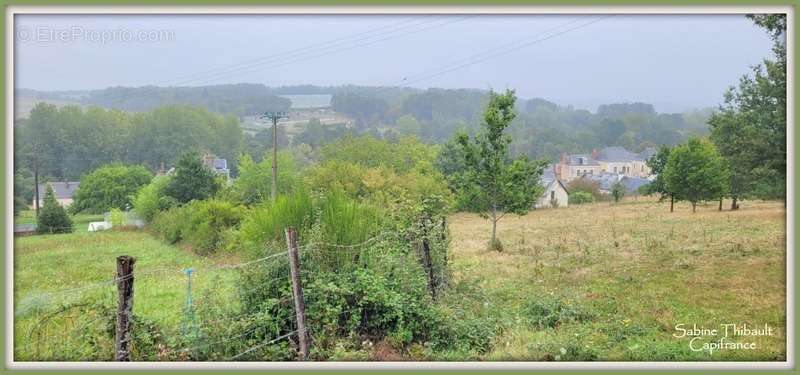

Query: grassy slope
[443,198,785,361]
[13,221,241,360]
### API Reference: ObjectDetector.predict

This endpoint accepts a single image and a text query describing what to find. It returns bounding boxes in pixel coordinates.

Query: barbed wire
[226,330,299,361]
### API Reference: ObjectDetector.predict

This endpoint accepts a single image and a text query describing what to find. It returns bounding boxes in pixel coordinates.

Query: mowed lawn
[444,198,786,361]
[13,220,242,361]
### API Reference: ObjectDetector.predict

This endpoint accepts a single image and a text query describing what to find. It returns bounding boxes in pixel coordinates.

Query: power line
[380,15,612,90]
[89,16,471,107]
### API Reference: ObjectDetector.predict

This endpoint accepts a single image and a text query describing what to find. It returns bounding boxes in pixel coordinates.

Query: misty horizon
[14,14,774,113]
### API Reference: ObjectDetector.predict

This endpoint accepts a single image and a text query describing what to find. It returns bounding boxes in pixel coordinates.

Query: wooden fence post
[115,255,135,361]
[421,236,436,299]
[285,227,309,361]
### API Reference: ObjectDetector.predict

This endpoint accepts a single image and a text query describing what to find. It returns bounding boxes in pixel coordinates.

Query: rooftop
[36,182,80,200]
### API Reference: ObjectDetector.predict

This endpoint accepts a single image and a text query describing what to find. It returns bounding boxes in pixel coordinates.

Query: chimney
[159,161,165,175]
[560,152,568,164]
[591,148,599,159]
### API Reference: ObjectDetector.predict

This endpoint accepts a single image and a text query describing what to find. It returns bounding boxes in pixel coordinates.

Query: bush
[230,190,455,359]
[151,199,244,255]
[133,176,175,223]
[569,191,594,205]
[567,179,604,201]
[37,186,73,234]
[72,164,152,214]
[182,199,244,255]
[151,206,185,244]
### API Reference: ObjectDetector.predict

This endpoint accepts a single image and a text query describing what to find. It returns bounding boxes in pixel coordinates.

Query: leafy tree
[709,14,786,205]
[641,145,675,211]
[37,185,73,234]
[451,89,547,250]
[165,152,220,204]
[663,138,730,213]
[72,164,153,213]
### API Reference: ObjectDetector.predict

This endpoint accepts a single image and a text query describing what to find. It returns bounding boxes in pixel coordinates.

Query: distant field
[444,198,786,361]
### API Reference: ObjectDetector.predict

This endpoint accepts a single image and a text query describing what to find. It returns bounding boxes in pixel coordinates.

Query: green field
[13,199,786,361]
[13,217,242,361]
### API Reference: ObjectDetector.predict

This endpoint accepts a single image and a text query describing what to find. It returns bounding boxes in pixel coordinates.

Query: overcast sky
[14,14,774,113]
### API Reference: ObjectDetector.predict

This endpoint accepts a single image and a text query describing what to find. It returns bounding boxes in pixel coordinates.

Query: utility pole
[261,111,288,202]
[32,143,40,217]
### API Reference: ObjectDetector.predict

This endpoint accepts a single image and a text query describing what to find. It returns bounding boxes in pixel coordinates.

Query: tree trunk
[670,195,674,213]
[731,196,739,210]
[718,198,723,211]
[691,202,696,213]
[491,217,497,246]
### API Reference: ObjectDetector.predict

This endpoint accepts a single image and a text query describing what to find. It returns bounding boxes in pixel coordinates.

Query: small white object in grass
[88,221,112,232]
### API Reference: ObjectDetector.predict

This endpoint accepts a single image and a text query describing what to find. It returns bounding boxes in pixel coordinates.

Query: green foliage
[641,145,672,201]
[663,137,730,212]
[230,151,299,205]
[306,135,453,214]
[569,191,594,205]
[15,104,242,181]
[72,164,152,214]
[447,90,547,246]
[611,181,625,203]
[36,186,73,234]
[109,208,126,227]
[164,152,220,204]
[151,199,244,255]
[132,176,175,223]
[522,295,594,329]
[708,14,786,201]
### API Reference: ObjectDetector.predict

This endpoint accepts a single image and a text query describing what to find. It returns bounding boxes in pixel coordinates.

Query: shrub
[133,176,174,223]
[72,164,152,214]
[611,181,625,203]
[182,199,245,255]
[232,190,455,359]
[151,206,185,244]
[109,208,126,227]
[569,191,594,205]
[37,186,73,234]
[567,179,603,201]
[151,199,244,255]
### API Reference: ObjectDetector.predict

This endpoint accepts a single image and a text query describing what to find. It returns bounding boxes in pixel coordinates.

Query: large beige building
[555,146,656,182]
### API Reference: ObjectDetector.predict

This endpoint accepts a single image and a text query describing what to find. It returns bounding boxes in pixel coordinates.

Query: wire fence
[14,223,449,362]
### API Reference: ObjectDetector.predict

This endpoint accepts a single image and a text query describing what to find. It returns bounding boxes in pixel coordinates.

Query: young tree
[37,185,73,234]
[641,145,675,212]
[452,89,546,250]
[663,138,730,213]
[165,152,220,204]
[72,164,153,214]
[611,180,625,203]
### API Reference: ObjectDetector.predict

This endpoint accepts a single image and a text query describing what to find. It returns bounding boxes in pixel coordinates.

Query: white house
[535,166,569,208]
